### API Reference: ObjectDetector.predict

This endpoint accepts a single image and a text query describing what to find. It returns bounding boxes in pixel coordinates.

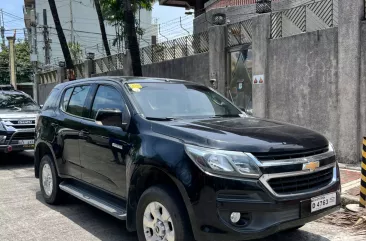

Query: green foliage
[68,42,83,63]
[99,0,154,46]
[0,41,33,84]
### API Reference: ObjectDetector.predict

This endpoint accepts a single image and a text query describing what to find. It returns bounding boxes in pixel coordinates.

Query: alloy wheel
[143,201,175,241]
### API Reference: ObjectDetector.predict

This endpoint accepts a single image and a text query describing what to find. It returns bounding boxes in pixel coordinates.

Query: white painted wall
[34,0,152,66]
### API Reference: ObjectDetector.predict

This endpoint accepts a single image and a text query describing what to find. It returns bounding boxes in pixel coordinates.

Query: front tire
[136,185,193,241]
[39,154,63,204]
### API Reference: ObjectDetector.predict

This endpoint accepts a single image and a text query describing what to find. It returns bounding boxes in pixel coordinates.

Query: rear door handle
[79,130,90,137]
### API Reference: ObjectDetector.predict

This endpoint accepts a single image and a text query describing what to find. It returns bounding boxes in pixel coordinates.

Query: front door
[79,84,130,198]
[229,47,253,114]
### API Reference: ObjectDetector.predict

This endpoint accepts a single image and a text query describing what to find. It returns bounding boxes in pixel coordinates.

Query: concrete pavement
[0,152,364,241]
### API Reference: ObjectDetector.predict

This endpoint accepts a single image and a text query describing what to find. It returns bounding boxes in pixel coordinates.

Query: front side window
[66,85,90,117]
[91,85,124,119]
[0,92,40,111]
[126,83,242,119]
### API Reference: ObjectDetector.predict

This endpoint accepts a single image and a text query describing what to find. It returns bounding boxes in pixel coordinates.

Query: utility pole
[0,9,5,47]
[43,9,50,65]
[7,35,17,89]
[30,9,39,103]
[69,0,74,43]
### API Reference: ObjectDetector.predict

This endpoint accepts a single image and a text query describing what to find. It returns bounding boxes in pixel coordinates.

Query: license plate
[311,192,336,212]
[19,140,34,145]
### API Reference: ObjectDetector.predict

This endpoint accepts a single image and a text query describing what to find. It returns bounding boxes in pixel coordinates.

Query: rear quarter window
[66,85,91,117]
[43,88,60,110]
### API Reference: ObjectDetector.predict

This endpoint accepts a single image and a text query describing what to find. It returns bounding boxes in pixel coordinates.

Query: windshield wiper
[146,117,176,121]
[210,115,239,118]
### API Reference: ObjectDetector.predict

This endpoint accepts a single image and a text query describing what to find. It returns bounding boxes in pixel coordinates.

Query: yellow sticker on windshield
[128,83,142,89]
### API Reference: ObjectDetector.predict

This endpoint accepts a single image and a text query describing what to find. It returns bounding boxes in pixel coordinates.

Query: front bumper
[0,130,35,153]
[0,143,34,153]
[189,167,341,241]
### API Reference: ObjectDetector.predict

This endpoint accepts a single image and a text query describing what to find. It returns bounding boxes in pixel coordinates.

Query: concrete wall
[38,82,58,105]
[141,53,209,84]
[268,28,340,155]
[91,53,209,84]
[194,0,338,35]
[360,21,366,154]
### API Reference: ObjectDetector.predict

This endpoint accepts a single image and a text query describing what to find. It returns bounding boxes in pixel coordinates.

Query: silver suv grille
[2,119,36,144]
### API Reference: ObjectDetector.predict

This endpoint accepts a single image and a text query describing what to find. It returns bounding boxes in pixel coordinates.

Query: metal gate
[227,19,253,114]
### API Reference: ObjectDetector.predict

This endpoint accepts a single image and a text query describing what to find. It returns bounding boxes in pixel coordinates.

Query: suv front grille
[267,167,334,195]
[10,132,35,140]
[253,146,329,161]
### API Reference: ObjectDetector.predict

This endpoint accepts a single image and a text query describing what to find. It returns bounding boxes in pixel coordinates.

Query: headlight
[184,144,262,178]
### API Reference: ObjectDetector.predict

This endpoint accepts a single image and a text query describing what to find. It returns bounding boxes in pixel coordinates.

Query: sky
[0,0,194,41]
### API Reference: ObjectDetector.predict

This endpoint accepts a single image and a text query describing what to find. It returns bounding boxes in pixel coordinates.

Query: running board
[59,181,127,220]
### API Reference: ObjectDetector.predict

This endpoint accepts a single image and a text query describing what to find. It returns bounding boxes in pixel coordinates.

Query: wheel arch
[34,141,58,178]
[126,165,200,240]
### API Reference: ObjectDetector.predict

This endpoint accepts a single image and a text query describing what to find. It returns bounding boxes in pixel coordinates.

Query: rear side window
[66,85,90,117]
[43,88,59,110]
[91,85,124,119]
[61,88,73,111]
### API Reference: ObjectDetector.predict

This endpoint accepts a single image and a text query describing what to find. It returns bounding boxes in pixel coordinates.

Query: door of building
[228,47,253,115]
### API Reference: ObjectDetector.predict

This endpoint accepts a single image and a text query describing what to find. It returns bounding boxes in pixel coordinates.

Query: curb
[341,194,359,207]
[338,163,361,171]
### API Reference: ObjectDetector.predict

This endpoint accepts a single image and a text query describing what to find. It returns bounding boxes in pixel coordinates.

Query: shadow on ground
[0,151,34,168]
[36,187,330,241]
[255,229,330,241]
[36,191,138,241]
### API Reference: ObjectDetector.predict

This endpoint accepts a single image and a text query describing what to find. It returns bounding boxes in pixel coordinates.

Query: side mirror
[39,104,44,109]
[240,107,253,116]
[95,108,123,128]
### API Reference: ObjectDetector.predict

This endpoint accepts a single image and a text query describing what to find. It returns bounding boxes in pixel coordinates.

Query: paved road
[0,152,363,241]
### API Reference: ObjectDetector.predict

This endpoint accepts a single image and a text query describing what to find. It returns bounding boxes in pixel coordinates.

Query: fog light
[230,212,241,223]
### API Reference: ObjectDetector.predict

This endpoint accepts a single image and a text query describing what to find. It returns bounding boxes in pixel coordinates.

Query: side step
[59,181,127,220]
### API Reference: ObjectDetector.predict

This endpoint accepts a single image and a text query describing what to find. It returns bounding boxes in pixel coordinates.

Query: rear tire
[39,154,63,204]
[136,185,193,241]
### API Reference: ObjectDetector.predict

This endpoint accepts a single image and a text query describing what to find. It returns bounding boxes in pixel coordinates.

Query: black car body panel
[34,77,340,241]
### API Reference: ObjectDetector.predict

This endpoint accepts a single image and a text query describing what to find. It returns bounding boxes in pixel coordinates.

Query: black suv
[0,87,39,153]
[35,77,340,241]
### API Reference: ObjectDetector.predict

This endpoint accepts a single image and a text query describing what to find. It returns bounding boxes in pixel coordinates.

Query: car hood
[150,117,329,153]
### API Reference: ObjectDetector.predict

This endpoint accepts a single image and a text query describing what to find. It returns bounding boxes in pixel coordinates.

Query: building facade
[24,0,153,69]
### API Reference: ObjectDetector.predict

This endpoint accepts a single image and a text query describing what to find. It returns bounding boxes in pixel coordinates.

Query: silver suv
[0,86,39,153]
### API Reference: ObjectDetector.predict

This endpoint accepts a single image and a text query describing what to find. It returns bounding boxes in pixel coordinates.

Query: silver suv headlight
[184,144,262,178]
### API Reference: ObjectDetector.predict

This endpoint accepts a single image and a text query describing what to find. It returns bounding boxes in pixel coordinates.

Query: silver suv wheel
[42,163,53,197]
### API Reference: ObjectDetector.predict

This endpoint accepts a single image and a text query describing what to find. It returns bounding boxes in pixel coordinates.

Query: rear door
[79,83,130,197]
[57,84,92,179]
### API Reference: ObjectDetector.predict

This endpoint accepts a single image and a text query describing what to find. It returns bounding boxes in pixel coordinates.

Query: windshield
[0,92,40,111]
[126,82,242,119]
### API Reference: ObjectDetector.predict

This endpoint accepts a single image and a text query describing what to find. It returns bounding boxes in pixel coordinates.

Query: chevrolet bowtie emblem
[303,161,320,171]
